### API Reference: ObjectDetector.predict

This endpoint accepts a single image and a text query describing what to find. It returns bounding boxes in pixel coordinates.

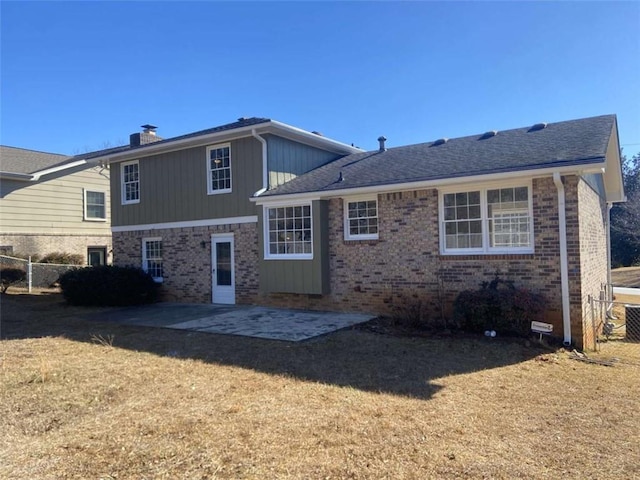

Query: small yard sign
[531,321,553,334]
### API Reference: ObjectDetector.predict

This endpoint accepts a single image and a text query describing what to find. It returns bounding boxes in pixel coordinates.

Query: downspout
[553,172,572,346]
[252,129,268,197]
[605,202,617,319]
[606,202,613,294]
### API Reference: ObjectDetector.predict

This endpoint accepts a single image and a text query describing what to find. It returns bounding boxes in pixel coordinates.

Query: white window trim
[142,237,164,282]
[206,143,232,195]
[263,202,313,260]
[121,160,140,205]
[343,195,379,240]
[438,181,534,255]
[83,188,107,222]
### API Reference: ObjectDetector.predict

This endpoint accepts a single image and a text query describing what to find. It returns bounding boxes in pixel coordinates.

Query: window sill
[207,189,232,196]
[122,200,140,205]
[84,218,107,222]
[265,254,313,261]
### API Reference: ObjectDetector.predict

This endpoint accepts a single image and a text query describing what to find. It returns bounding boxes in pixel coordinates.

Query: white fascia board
[111,215,258,233]
[33,159,88,179]
[0,159,88,182]
[87,121,361,166]
[252,162,606,205]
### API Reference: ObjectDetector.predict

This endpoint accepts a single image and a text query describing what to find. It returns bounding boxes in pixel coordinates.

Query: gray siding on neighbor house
[111,137,263,226]
[266,135,341,188]
[259,200,330,294]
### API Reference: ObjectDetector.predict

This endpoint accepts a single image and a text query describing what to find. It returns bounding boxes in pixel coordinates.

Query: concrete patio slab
[87,303,374,342]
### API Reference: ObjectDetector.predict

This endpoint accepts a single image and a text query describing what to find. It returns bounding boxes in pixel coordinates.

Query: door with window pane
[211,234,235,304]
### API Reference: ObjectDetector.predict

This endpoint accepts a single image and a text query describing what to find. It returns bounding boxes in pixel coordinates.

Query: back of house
[90,114,624,349]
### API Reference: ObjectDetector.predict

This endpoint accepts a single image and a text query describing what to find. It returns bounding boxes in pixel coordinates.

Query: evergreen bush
[59,265,160,306]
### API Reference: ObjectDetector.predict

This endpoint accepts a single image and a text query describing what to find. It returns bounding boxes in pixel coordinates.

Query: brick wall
[113,222,259,303]
[575,178,608,349]
[0,233,112,263]
[260,177,569,337]
[112,174,608,349]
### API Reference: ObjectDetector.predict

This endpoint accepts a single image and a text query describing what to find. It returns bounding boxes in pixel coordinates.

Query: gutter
[252,129,268,197]
[553,172,572,346]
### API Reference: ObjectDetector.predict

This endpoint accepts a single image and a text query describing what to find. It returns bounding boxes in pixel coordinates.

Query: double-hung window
[344,196,378,240]
[264,204,312,259]
[142,238,164,282]
[440,184,532,254]
[207,143,231,194]
[121,160,140,204]
[84,189,106,221]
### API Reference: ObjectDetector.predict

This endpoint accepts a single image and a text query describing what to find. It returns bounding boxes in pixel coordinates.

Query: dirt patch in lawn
[1,292,638,479]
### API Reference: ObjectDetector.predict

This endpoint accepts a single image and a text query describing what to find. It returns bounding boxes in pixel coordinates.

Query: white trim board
[112,215,258,233]
[613,287,640,298]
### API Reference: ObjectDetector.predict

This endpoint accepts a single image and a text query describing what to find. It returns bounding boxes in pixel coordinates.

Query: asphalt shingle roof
[1,117,273,173]
[83,117,272,160]
[261,114,616,197]
[0,146,72,174]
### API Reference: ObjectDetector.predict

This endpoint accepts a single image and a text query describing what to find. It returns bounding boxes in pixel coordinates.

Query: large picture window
[440,184,532,254]
[121,160,140,204]
[265,204,312,259]
[142,238,163,281]
[207,144,231,194]
[344,197,378,240]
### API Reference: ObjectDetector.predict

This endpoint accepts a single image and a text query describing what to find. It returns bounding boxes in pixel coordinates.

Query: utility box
[625,306,640,342]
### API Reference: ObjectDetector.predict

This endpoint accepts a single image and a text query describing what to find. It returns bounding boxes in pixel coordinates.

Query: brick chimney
[130,124,163,147]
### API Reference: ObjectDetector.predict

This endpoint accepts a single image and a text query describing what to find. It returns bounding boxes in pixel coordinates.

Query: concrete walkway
[88,303,374,342]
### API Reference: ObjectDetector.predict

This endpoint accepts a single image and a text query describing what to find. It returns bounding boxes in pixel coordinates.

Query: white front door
[211,234,235,304]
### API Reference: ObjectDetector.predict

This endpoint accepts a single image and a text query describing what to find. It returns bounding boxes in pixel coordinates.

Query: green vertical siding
[259,200,330,294]
[266,135,340,188]
[111,136,263,226]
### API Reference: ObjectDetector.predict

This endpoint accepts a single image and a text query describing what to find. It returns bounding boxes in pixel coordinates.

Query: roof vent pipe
[378,136,387,152]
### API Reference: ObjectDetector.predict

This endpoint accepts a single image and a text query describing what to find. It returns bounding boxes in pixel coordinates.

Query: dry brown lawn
[611,266,640,288]
[1,291,639,479]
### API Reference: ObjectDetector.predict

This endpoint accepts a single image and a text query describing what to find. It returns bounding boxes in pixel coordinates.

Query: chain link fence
[0,255,85,291]
[590,287,640,365]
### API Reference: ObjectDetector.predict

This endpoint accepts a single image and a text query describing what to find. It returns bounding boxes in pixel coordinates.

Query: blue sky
[1,1,639,158]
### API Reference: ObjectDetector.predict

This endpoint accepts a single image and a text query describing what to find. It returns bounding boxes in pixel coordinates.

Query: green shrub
[0,267,26,293]
[59,266,160,306]
[39,252,85,265]
[453,276,545,337]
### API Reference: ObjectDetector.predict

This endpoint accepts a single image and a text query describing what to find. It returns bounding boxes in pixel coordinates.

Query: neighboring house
[0,146,113,265]
[89,115,624,349]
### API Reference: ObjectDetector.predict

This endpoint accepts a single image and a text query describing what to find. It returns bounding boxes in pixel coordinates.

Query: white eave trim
[87,121,362,166]
[252,161,606,205]
[111,215,258,233]
[0,159,88,182]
